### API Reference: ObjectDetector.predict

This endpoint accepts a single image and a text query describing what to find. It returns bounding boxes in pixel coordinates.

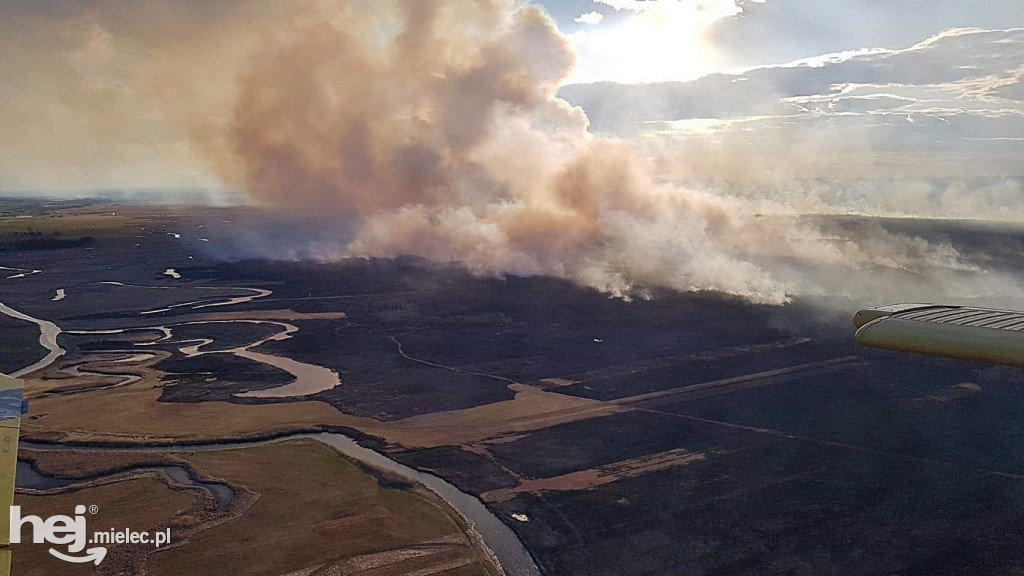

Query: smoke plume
[3,0,1019,306]
[198,0,1005,305]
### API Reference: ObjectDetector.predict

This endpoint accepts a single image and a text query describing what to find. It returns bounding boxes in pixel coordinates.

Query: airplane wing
[0,374,23,576]
[854,303,1024,367]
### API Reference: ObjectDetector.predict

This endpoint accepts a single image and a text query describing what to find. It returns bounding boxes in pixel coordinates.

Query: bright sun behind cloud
[567,0,763,84]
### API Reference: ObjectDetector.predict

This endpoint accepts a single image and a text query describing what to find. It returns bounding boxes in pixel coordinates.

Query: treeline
[0,231,94,250]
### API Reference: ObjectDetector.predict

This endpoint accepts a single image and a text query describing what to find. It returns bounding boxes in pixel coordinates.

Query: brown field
[0,206,187,238]
[20,449,186,478]
[26,351,167,400]
[13,478,200,576]
[22,369,378,444]
[481,448,706,503]
[15,440,501,576]
[24,364,626,449]
[155,440,499,576]
[383,384,629,448]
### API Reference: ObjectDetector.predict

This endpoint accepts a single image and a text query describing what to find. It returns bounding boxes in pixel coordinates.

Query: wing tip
[853,303,939,329]
[854,303,1024,368]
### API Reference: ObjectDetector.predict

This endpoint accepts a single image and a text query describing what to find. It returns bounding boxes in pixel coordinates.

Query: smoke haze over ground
[3,0,1024,306]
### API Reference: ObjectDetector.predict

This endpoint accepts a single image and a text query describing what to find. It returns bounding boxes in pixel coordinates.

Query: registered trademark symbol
[88,505,99,515]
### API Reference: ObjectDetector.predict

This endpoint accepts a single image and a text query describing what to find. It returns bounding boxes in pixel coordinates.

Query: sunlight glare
[567,0,758,84]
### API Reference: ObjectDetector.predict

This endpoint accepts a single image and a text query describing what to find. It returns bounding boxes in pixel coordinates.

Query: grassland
[15,440,501,576]
[23,364,628,449]
[156,440,499,576]
[22,371,371,444]
[13,478,199,576]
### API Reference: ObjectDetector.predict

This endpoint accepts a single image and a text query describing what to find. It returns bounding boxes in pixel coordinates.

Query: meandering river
[2,281,541,575]
[20,433,541,576]
[16,461,235,511]
[0,302,65,378]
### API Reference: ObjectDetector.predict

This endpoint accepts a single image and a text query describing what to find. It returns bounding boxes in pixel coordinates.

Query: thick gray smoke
[203,0,1009,305]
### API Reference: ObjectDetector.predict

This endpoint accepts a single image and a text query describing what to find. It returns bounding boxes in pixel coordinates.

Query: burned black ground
[5,203,1024,575]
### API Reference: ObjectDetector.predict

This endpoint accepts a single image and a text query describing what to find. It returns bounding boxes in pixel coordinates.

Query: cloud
[574,11,604,25]
[703,0,1024,70]
[560,27,1024,183]
[594,0,762,15]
